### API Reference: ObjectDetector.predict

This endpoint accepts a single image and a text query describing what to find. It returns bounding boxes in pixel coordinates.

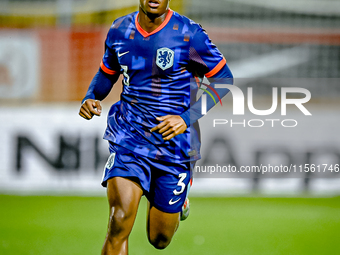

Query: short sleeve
[189,26,226,78]
[100,28,121,75]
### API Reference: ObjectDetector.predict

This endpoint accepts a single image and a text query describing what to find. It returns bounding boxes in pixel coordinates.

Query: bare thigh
[102,177,143,255]
[147,203,180,250]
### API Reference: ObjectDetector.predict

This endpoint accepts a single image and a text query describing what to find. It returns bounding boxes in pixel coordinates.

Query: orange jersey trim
[135,9,173,38]
[100,60,117,75]
[205,57,227,78]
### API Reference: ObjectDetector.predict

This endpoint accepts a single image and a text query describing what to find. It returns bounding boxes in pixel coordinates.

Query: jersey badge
[156,48,174,70]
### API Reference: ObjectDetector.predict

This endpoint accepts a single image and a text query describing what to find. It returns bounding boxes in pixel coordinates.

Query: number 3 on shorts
[173,173,187,195]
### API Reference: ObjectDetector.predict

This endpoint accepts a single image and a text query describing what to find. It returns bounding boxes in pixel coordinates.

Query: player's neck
[138,8,169,33]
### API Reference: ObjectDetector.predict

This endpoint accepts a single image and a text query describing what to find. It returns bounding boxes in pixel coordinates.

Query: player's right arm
[79,25,121,120]
[79,68,120,120]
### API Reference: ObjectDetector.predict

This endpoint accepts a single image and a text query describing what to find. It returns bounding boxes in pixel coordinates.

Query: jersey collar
[135,9,173,38]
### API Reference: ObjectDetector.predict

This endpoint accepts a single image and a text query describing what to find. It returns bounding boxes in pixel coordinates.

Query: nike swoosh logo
[117,51,129,58]
[169,197,181,205]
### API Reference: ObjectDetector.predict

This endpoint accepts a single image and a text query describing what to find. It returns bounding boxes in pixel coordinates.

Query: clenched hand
[79,99,102,120]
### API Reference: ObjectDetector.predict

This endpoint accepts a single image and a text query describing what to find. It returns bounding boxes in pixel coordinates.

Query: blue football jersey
[100,9,226,163]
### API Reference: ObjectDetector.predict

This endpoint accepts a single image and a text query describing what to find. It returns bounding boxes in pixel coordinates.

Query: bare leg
[147,203,180,250]
[102,177,143,255]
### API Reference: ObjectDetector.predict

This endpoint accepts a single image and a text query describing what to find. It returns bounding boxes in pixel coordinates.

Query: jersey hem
[104,138,201,163]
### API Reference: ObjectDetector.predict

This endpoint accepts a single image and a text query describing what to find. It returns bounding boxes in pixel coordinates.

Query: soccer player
[79,0,233,254]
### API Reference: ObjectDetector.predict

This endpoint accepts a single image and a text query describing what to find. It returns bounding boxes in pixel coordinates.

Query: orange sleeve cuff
[205,57,227,78]
[100,60,118,75]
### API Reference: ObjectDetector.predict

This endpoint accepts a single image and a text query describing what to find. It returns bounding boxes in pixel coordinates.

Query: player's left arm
[179,25,234,128]
[180,64,233,127]
[151,25,233,140]
[151,64,232,140]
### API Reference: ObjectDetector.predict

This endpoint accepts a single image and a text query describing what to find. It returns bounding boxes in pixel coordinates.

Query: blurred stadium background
[0,0,340,254]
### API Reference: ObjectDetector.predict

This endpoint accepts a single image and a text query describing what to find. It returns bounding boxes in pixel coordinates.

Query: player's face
[139,0,170,17]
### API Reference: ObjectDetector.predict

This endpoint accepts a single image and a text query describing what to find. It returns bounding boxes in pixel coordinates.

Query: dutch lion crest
[156,48,174,71]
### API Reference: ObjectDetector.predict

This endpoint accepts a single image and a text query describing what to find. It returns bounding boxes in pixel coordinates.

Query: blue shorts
[102,143,194,213]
